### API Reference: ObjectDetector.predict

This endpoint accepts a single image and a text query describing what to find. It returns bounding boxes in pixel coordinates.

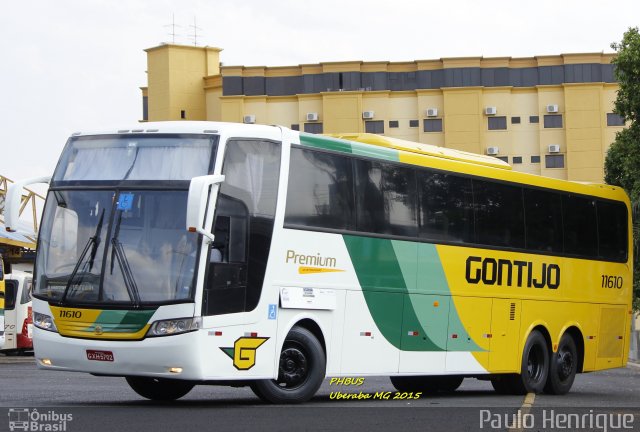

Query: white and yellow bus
[6,122,632,403]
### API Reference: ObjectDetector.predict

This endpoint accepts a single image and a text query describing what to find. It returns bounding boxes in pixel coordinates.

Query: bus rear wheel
[250,326,325,404]
[390,375,464,393]
[507,330,549,395]
[125,376,194,401]
[544,333,578,395]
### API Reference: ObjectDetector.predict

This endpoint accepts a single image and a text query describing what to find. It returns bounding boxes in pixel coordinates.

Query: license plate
[86,350,114,362]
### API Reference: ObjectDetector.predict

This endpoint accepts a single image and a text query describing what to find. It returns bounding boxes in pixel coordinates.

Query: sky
[1,0,639,184]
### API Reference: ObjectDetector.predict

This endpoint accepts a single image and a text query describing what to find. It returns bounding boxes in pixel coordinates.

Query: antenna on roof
[188,17,203,46]
[163,13,183,44]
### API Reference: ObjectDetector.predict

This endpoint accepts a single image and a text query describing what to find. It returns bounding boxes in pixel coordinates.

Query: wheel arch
[520,321,553,361]
[279,314,328,359]
[292,318,327,358]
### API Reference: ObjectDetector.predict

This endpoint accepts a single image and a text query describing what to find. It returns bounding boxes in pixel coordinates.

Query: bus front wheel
[544,333,578,395]
[250,326,326,404]
[125,376,194,401]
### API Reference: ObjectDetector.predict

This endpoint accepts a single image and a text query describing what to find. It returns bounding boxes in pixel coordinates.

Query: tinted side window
[355,160,417,237]
[474,180,525,248]
[418,172,474,243]
[597,200,628,261]
[563,195,597,257]
[3,280,18,310]
[524,189,563,252]
[285,148,355,230]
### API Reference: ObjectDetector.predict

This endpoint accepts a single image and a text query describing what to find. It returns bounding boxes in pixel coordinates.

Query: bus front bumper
[33,327,205,380]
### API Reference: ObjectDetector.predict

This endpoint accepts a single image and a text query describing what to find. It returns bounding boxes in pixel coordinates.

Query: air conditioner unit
[546,104,559,113]
[306,112,318,122]
[243,115,256,124]
[426,108,438,117]
[548,144,561,153]
[485,107,497,116]
[487,147,499,155]
[362,111,375,119]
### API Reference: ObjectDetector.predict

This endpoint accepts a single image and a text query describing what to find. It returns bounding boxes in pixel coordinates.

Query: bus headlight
[147,317,202,337]
[33,312,58,333]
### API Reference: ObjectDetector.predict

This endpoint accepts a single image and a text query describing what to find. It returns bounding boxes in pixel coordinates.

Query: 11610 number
[601,275,623,289]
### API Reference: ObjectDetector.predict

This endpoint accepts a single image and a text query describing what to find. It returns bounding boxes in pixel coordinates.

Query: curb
[0,356,35,365]
[627,360,640,369]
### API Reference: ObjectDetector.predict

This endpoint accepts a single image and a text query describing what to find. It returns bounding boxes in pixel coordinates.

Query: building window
[389,120,399,128]
[409,120,419,128]
[513,156,523,164]
[545,154,565,168]
[511,117,521,124]
[531,155,541,163]
[543,114,563,128]
[529,116,539,124]
[423,119,443,133]
[180,110,186,119]
[607,113,625,126]
[304,123,324,134]
[488,116,507,130]
[496,156,509,163]
[142,96,148,121]
[365,120,384,134]
[291,124,300,131]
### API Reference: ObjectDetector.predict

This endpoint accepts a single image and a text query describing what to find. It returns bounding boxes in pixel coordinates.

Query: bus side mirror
[5,176,51,232]
[186,174,225,244]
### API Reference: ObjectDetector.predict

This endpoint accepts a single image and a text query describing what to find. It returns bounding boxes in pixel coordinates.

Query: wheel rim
[276,345,309,389]
[526,344,545,383]
[556,347,574,381]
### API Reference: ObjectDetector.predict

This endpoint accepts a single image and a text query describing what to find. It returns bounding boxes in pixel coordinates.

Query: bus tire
[544,333,578,395]
[390,375,464,393]
[125,376,194,401]
[250,326,325,404]
[509,330,549,395]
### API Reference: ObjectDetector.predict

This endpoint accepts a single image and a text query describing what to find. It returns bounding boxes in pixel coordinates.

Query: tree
[604,27,640,310]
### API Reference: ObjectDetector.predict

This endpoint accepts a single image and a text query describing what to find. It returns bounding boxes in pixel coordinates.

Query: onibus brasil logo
[221,337,269,370]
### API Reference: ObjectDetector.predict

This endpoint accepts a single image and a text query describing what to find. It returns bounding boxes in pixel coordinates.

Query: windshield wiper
[60,208,105,304]
[110,211,142,307]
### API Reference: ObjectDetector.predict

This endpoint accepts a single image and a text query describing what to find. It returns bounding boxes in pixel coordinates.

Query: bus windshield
[35,189,200,305]
[54,134,214,181]
[34,133,218,305]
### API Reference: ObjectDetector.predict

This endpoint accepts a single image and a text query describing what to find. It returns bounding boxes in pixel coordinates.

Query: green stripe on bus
[350,142,400,162]
[343,235,442,351]
[299,134,353,154]
[80,309,156,333]
[343,235,482,352]
[299,133,401,162]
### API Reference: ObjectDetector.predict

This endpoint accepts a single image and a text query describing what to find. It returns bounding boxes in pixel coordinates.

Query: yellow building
[141,44,625,182]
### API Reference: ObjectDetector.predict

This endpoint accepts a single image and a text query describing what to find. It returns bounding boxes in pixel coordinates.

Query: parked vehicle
[1,271,33,354]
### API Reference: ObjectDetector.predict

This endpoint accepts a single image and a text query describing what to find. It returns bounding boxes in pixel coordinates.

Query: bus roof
[326,133,512,170]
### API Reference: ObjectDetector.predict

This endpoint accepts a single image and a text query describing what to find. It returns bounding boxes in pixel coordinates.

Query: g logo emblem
[221,337,269,370]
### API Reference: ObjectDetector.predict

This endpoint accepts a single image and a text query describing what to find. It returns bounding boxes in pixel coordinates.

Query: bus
[5,121,632,403]
[1,270,34,353]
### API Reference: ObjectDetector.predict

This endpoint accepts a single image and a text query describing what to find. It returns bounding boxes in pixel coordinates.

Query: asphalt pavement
[0,355,638,432]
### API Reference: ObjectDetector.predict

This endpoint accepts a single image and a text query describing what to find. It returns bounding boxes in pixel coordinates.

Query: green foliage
[605,27,640,310]
[611,27,640,125]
